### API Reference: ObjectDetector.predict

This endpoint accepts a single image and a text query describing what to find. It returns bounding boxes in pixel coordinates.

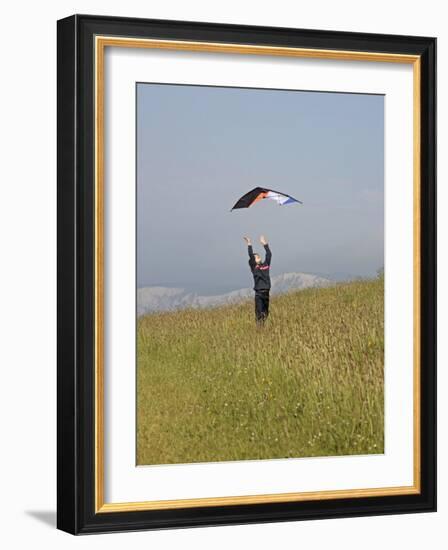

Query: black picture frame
[57,14,436,535]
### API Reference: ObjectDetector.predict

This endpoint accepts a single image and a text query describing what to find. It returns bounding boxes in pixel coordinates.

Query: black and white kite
[231,187,302,210]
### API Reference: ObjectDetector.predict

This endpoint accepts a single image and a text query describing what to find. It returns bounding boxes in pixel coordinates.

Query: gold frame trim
[94,36,421,514]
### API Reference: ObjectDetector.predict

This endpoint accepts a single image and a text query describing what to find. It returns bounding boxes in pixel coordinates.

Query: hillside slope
[137,278,384,465]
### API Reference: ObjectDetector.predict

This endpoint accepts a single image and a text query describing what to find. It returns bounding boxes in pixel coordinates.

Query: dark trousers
[254,290,270,324]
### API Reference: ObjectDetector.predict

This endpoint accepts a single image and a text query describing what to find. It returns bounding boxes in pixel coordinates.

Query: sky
[137,83,384,295]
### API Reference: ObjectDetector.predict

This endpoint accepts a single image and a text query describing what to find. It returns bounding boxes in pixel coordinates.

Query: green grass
[137,277,384,465]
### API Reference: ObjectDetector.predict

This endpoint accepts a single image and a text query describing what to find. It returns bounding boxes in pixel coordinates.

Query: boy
[243,235,272,324]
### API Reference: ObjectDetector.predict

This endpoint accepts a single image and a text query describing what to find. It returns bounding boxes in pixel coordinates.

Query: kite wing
[231,187,302,210]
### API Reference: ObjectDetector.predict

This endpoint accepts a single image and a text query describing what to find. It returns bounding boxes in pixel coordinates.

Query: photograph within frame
[135,81,385,467]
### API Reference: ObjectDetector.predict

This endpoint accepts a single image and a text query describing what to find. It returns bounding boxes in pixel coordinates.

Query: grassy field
[137,277,384,465]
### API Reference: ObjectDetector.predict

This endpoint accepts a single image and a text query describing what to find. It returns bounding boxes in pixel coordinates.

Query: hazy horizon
[137,83,384,295]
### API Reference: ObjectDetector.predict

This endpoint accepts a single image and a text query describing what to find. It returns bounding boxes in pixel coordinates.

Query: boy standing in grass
[243,235,272,325]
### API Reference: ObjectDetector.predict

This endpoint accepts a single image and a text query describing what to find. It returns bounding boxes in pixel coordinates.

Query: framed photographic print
[57,14,436,534]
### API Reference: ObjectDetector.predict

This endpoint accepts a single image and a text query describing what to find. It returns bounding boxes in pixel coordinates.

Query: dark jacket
[248,244,272,291]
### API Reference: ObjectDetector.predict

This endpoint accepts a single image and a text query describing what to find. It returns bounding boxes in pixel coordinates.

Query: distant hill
[137,272,331,315]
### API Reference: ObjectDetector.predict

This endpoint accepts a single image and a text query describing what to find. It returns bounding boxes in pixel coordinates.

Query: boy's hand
[260,235,268,245]
[243,236,252,246]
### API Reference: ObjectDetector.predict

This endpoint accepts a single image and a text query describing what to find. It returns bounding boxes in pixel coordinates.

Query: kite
[231,187,302,210]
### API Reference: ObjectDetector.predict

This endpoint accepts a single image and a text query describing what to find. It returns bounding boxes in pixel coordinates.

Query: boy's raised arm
[260,235,272,265]
[244,236,256,267]
[264,244,272,266]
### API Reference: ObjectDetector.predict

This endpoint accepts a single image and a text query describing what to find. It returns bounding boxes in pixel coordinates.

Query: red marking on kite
[252,191,268,205]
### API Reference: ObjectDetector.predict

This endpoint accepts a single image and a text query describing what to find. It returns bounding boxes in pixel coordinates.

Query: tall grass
[137,278,384,465]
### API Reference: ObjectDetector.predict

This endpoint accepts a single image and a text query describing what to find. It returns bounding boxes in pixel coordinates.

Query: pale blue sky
[137,83,384,294]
